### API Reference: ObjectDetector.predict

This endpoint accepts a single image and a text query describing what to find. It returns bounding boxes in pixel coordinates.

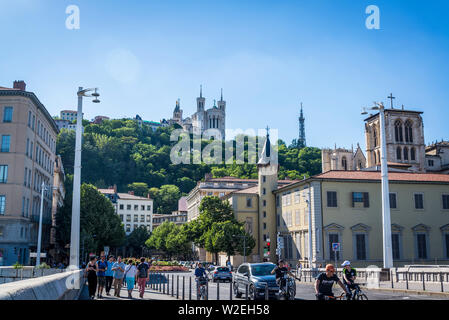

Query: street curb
[295,280,449,298]
[360,287,449,298]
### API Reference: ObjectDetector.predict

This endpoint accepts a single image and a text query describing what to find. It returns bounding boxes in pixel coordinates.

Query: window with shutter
[363,192,369,208]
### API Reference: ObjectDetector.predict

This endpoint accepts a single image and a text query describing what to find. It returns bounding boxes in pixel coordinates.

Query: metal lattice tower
[298,103,306,148]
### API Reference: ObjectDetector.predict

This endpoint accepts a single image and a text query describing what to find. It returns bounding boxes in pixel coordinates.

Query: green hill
[56,119,321,213]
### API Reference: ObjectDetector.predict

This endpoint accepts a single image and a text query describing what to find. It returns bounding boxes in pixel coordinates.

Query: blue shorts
[126,277,135,290]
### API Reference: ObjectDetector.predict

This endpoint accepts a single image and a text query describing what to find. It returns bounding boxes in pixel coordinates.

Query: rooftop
[316,170,449,183]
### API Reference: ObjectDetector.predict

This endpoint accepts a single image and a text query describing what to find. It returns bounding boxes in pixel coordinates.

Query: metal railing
[296,268,449,293]
[146,271,275,300]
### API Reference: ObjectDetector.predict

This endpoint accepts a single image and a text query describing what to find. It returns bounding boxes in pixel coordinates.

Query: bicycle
[277,274,299,300]
[316,293,347,300]
[196,276,208,300]
[348,283,368,300]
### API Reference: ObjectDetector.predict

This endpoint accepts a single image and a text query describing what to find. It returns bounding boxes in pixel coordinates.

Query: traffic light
[264,239,271,257]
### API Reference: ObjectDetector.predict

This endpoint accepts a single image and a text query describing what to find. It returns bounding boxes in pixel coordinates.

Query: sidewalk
[80,285,178,301]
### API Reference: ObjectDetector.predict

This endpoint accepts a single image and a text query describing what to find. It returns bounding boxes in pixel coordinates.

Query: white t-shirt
[125,265,137,278]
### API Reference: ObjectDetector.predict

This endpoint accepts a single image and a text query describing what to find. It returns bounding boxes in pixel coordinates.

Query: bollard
[391,270,394,289]
[440,272,444,293]
[182,276,185,300]
[265,283,269,301]
[245,283,249,300]
[189,277,192,300]
[406,272,409,290]
[171,274,174,297]
[206,278,209,300]
[217,280,220,300]
[177,275,179,299]
[422,272,425,291]
[163,274,166,294]
[230,281,233,301]
[150,272,153,289]
[160,273,163,292]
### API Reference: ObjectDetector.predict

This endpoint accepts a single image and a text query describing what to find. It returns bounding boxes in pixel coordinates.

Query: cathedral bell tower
[258,128,278,262]
[196,85,205,112]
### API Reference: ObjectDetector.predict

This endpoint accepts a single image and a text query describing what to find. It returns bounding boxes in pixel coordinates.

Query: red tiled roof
[314,171,449,183]
[0,86,18,90]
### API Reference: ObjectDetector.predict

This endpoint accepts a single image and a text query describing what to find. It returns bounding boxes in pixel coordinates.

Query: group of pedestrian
[85,256,151,300]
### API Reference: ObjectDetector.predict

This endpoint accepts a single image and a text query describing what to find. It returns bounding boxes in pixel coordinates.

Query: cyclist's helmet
[341,260,351,267]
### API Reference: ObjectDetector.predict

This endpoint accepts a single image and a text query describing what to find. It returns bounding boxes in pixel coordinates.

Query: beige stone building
[190,132,294,265]
[0,81,59,266]
[274,171,449,268]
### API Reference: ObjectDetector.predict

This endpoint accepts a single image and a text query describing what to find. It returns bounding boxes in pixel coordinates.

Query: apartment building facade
[274,171,449,268]
[99,188,153,235]
[0,81,59,266]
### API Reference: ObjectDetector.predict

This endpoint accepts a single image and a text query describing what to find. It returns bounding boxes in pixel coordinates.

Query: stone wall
[0,269,84,300]
[0,266,65,284]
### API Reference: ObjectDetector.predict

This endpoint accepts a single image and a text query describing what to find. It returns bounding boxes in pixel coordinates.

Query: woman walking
[124,259,138,299]
[85,256,98,300]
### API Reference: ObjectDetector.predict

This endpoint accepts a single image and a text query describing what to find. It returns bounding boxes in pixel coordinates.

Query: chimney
[13,80,26,91]
[113,184,117,193]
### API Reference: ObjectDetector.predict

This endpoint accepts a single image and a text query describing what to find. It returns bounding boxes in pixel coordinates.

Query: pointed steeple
[258,127,272,165]
[220,88,223,102]
[200,85,203,98]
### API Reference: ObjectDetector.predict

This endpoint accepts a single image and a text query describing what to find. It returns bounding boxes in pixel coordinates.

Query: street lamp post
[302,187,313,269]
[362,102,393,268]
[69,87,100,268]
[36,182,48,267]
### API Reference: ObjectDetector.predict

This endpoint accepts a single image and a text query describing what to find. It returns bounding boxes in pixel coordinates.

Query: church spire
[220,88,223,102]
[258,126,272,165]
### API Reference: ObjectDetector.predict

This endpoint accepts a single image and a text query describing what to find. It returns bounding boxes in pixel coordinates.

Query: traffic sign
[332,243,340,252]
[104,246,110,256]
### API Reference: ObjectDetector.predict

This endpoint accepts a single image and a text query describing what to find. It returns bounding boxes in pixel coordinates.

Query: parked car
[212,266,233,282]
[233,263,279,300]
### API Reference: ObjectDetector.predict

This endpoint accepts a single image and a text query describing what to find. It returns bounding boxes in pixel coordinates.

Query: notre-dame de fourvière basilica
[322,98,449,174]
[168,86,226,139]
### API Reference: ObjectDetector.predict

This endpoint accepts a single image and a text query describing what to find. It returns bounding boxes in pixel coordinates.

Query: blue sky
[0,0,448,149]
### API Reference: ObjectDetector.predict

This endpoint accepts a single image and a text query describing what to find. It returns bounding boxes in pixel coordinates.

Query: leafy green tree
[127,182,149,197]
[146,221,192,259]
[126,226,151,257]
[148,185,181,214]
[56,183,126,260]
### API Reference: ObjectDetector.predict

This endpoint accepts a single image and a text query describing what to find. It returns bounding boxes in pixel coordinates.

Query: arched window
[342,157,347,171]
[405,120,413,143]
[404,147,409,161]
[373,152,377,165]
[373,128,378,147]
[397,147,402,160]
[411,147,416,161]
[395,120,403,142]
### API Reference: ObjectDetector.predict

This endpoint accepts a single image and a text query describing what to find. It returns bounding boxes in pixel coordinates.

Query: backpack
[138,263,148,278]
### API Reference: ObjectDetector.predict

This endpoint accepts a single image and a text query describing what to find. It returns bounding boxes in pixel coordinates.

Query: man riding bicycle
[341,260,358,299]
[271,260,296,288]
[195,263,208,299]
[315,264,351,300]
